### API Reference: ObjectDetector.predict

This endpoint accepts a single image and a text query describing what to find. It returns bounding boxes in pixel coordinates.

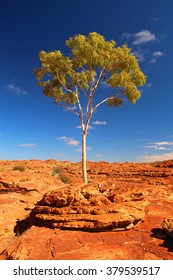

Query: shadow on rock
[14,217,32,236]
[151,228,173,253]
[0,180,38,194]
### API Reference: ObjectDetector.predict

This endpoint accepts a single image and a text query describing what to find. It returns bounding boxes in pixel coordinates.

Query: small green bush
[13,165,25,172]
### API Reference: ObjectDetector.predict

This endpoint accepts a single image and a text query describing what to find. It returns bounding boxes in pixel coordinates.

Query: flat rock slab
[29,185,148,231]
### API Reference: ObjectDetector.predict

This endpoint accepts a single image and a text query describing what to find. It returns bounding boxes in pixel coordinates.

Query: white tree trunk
[82,132,87,184]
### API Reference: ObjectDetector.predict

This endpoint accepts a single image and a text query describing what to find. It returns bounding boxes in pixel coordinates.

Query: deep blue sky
[0,0,173,162]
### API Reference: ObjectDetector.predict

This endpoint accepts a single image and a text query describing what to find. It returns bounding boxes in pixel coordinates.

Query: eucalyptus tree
[35,32,146,184]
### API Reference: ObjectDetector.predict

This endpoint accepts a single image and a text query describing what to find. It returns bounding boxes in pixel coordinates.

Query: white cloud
[143,145,158,149]
[156,147,170,150]
[92,121,107,125]
[140,140,173,161]
[149,58,157,64]
[152,17,159,22]
[122,32,131,39]
[143,141,173,151]
[76,125,95,130]
[153,51,165,57]
[137,152,173,162]
[76,146,91,152]
[153,141,173,146]
[143,146,170,151]
[152,17,164,23]
[58,136,68,140]
[5,84,27,95]
[133,49,145,62]
[57,136,80,146]
[52,152,65,157]
[66,139,80,146]
[95,154,103,157]
[123,30,156,46]
[19,143,37,148]
[146,83,152,89]
[149,51,165,64]
[132,30,156,45]
[64,106,77,112]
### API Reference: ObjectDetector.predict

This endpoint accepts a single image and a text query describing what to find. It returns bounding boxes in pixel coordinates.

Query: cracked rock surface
[0,159,173,260]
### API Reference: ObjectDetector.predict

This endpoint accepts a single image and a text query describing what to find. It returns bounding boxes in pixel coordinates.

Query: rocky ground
[0,159,173,260]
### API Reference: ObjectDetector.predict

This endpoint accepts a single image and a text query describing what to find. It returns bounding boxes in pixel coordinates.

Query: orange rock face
[29,184,148,231]
[0,159,173,260]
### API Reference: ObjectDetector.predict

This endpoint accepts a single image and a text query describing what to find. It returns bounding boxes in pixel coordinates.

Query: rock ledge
[29,185,148,231]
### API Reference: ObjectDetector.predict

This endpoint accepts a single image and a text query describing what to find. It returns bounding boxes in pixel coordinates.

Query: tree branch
[74,88,85,131]
[91,68,105,94]
[55,73,73,94]
[76,80,89,98]
[93,97,111,111]
[93,89,124,111]
[54,100,80,117]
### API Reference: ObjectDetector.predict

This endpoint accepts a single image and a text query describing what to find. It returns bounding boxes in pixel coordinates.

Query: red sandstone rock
[163,219,173,238]
[0,159,173,260]
[29,185,147,231]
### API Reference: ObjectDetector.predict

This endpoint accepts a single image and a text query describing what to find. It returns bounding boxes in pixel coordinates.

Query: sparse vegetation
[52,165,71,183]
[52,166,63,176]
[12,165,25,172]
[58,172,71,184]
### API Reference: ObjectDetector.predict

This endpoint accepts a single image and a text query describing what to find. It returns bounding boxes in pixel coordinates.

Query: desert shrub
[52,165,71,183]
[58,172,71,184]
[52,166,63,176]
[13,165,25,172]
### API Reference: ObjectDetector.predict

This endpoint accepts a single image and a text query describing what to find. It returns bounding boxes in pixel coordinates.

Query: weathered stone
[0,159,173,260]
[29,185,147,231]
[162,219,173,239]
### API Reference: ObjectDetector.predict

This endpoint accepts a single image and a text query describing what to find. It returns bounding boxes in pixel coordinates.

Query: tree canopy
[35,32,146,113]
[35,32,146,183]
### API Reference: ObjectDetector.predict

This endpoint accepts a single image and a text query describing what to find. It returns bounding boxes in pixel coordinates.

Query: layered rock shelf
[29,185,148,231]
[0,159,173,260]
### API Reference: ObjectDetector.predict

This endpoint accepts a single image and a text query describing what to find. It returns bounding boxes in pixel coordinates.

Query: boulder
[29,185,148,231]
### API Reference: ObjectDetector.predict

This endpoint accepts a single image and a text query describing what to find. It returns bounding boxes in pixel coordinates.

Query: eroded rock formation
[29,185,148,231]
[0,159,173,260]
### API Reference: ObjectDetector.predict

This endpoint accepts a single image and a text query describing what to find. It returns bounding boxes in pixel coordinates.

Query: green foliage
[35,32,146,107]
[108,97,123,107]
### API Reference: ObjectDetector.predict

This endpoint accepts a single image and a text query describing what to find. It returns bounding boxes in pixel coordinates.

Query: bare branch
[93,88,124,111]
[76,80,89,98]
[91,68,105,94]
[81,66,88,73]
[55,73,73,94]
[54,101,80,117]
[93,97,111,111]
[74,88,85,131]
